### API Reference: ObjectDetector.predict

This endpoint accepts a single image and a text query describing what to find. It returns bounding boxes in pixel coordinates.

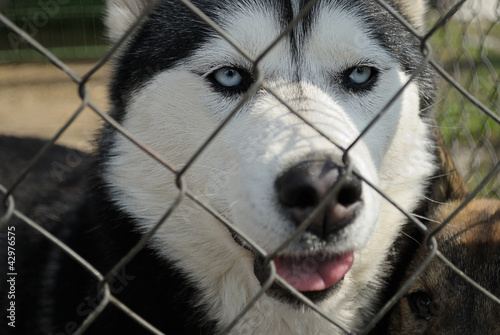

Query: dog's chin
[253,250,354,306]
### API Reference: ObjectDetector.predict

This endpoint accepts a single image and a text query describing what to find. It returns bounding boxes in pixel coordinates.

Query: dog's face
[388,199,500,334]
[103,0,436,328]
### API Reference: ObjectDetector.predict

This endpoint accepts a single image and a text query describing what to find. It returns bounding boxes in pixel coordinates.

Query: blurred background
[0,0,499,196]
[0,0,109,153]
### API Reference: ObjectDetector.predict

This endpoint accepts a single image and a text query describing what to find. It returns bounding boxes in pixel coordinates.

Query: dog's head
[388,199,500,334]
[102,0,436,323]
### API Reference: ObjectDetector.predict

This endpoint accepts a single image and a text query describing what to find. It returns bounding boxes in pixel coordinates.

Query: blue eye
[348,66,373,85]
[213,67,243,87]
[208,66,253,94]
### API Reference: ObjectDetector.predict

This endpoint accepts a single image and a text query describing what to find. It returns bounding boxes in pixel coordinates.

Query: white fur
[105,0,149,42]
[104,1,435,333]
[396,0,428,31]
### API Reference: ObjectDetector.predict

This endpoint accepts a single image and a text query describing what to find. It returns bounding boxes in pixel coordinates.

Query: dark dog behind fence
[1,0,500,334]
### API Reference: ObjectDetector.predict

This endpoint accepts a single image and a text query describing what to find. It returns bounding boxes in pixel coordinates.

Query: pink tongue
[273,252,354,292]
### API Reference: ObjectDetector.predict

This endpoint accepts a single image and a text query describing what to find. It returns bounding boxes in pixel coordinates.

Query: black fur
[0,137,217,334]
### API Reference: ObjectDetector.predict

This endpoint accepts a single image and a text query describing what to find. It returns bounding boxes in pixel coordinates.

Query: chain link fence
[0,0,499,334]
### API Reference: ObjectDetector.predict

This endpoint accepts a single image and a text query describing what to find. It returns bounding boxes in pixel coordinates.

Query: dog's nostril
[276,160,362,239]
[279,186,318,209]
[337,178,362,207]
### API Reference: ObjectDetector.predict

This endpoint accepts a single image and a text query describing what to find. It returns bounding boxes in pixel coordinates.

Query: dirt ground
[0,61,110,152]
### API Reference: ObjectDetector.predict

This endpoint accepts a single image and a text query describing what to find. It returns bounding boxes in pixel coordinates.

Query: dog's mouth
[230,227,355,303]
[273,252,354,292]
[253,250,354,304]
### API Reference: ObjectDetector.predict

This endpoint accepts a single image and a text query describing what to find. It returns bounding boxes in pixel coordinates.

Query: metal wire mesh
[0,0,499,334]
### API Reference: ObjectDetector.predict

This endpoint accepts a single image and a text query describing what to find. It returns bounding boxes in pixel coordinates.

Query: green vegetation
[430,11,500,196]
[0,0,107,62]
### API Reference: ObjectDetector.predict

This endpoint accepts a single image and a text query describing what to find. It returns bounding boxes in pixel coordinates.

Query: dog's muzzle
[250,159,363,300]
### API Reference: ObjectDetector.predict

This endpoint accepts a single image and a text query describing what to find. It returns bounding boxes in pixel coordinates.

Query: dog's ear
[393,0,427,31]
[105,0,150,43]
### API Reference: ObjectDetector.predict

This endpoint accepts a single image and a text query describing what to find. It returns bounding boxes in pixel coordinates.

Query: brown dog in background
[371,127,500,334]
[387,198,500,334]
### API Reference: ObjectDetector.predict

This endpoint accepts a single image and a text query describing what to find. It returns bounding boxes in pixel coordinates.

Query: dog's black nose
[275,160,362,239]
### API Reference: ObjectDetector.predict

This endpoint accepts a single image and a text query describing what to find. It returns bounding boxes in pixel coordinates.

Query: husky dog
[1,0,446,334]
[386,199,500,334]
